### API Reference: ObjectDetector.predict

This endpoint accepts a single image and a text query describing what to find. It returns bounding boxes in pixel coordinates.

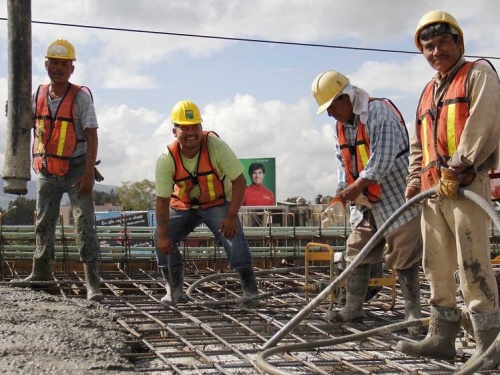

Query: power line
[1,17,500,60]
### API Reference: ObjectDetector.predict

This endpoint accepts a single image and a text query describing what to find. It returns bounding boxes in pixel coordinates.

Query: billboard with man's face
[240,157,276,206]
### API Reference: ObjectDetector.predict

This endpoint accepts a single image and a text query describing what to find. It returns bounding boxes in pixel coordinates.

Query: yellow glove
[436,167,462,200]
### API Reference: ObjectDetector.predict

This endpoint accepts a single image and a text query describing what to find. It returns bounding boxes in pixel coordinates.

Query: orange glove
[436,167,462,200]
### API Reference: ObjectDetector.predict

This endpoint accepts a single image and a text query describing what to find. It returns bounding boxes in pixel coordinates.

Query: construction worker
[11,40,102,301]
[311,70,423,334]
[154,100,259,306]
[397,11,500,371]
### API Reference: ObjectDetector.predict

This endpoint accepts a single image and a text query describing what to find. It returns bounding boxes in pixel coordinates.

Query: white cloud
[2,0,500,204]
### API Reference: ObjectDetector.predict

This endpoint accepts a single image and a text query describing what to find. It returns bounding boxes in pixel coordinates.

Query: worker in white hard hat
[311,70,423,335]
[397,11,500,371]
[154,100,258,306]
[10,39,103,302]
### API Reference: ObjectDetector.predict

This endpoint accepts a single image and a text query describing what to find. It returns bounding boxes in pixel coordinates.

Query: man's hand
[321,197,346,229]
[73,172,95,195]
[157,236,175,254]
[405,186,420,201]
[436,167,462,200]
[220,214,238,239]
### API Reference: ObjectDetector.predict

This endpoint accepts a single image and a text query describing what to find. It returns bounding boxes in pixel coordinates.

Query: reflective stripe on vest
[32,84,84,176]
[168,131,226,210]
[417,61,475,190]
[337,97,407,203]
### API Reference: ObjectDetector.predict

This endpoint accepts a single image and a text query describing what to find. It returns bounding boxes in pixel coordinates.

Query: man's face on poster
[251,169,264,184]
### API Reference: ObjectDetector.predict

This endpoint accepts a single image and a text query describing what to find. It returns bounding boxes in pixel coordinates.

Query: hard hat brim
[173,118,203,126]
[316,97,336,115]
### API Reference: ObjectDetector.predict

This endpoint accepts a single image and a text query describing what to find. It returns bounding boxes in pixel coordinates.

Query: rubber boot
[84,263,103,302]
[160,265,184,306]
[459,310,500,372]
[326,263,370,323]
[460,306,474,338]
[396,305,461,360]
[365,263,383,301]
[237,266,259,298]
[11,258,53,284]
[397,263,424,335]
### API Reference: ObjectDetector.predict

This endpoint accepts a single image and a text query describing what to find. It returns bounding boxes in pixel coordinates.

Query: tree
[94,189,120,206]
[0,197,37,225]
[116,179,155,211]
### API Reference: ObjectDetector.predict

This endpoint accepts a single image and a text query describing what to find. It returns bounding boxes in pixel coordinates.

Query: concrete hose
[185,266,330,306]
[258,188,500,374]
[263,188,435,350]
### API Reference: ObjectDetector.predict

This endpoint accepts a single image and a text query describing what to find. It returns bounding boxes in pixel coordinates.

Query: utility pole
[2,0,32,195]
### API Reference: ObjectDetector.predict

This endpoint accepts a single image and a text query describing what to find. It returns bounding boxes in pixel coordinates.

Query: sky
[1,0,500,203]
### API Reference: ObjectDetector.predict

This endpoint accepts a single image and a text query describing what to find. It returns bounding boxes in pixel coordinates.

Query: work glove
[436,167,461,200]
[94,160,104,182]
[354,194,372,210]
[321,197,346,229]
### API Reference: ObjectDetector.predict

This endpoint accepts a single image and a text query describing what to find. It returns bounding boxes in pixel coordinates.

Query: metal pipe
[2,0,32,195]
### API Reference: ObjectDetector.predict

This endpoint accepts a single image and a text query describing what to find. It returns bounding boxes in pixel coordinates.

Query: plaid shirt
[334,99,421,233]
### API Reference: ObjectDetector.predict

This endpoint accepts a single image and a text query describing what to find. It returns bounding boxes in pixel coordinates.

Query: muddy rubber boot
[237,266,259,301]
[365,263,383,301]
[460,306,474,338]
[84,263,103,302]
[397,263,424,335]
[325,263,370,323]
[396,305,461,360]
[11,258,53,284]
[459,310,500,372]
[160,265,184,306]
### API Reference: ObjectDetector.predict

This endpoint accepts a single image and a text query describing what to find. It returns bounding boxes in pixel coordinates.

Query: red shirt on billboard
[242,162,275,206]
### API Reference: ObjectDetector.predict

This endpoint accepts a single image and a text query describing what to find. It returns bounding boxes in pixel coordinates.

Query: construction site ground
[0,259,497,375]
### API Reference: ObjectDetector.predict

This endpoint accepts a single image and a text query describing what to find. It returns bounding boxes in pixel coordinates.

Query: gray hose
[259,188,500,374]
[257,318,430,375]
[262,188,435,350]
[185,266,329,306]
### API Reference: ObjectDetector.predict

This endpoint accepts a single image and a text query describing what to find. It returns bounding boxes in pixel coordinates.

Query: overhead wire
[0,17,500,60]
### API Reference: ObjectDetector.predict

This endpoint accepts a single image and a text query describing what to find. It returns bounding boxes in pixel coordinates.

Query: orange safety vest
[32,84,88,176]
[416,60,480,190]
[168,131,226,210]
[337,98,408,203]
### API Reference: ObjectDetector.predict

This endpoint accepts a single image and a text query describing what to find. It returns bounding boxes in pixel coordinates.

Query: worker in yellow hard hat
[397,11,500,372]
[154,100,259,306]
[311,70,424,335]
[11,39,103,302]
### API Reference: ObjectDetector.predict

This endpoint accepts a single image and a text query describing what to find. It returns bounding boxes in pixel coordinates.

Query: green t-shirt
[155,134,243,201]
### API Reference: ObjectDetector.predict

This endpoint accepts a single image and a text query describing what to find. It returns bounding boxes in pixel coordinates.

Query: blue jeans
[154,201,253,271]
[35,163,100,265]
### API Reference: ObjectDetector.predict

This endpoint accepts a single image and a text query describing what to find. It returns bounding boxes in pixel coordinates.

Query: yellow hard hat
[414,10,464,52]
[171,100,203,125]
[311,70,349,115]
[45,39,76,61]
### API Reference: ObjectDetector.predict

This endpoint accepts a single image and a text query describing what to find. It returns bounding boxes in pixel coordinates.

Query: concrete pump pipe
[2,0,32,195]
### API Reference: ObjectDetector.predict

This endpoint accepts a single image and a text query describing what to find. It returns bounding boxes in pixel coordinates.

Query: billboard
[239,157,276,206]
